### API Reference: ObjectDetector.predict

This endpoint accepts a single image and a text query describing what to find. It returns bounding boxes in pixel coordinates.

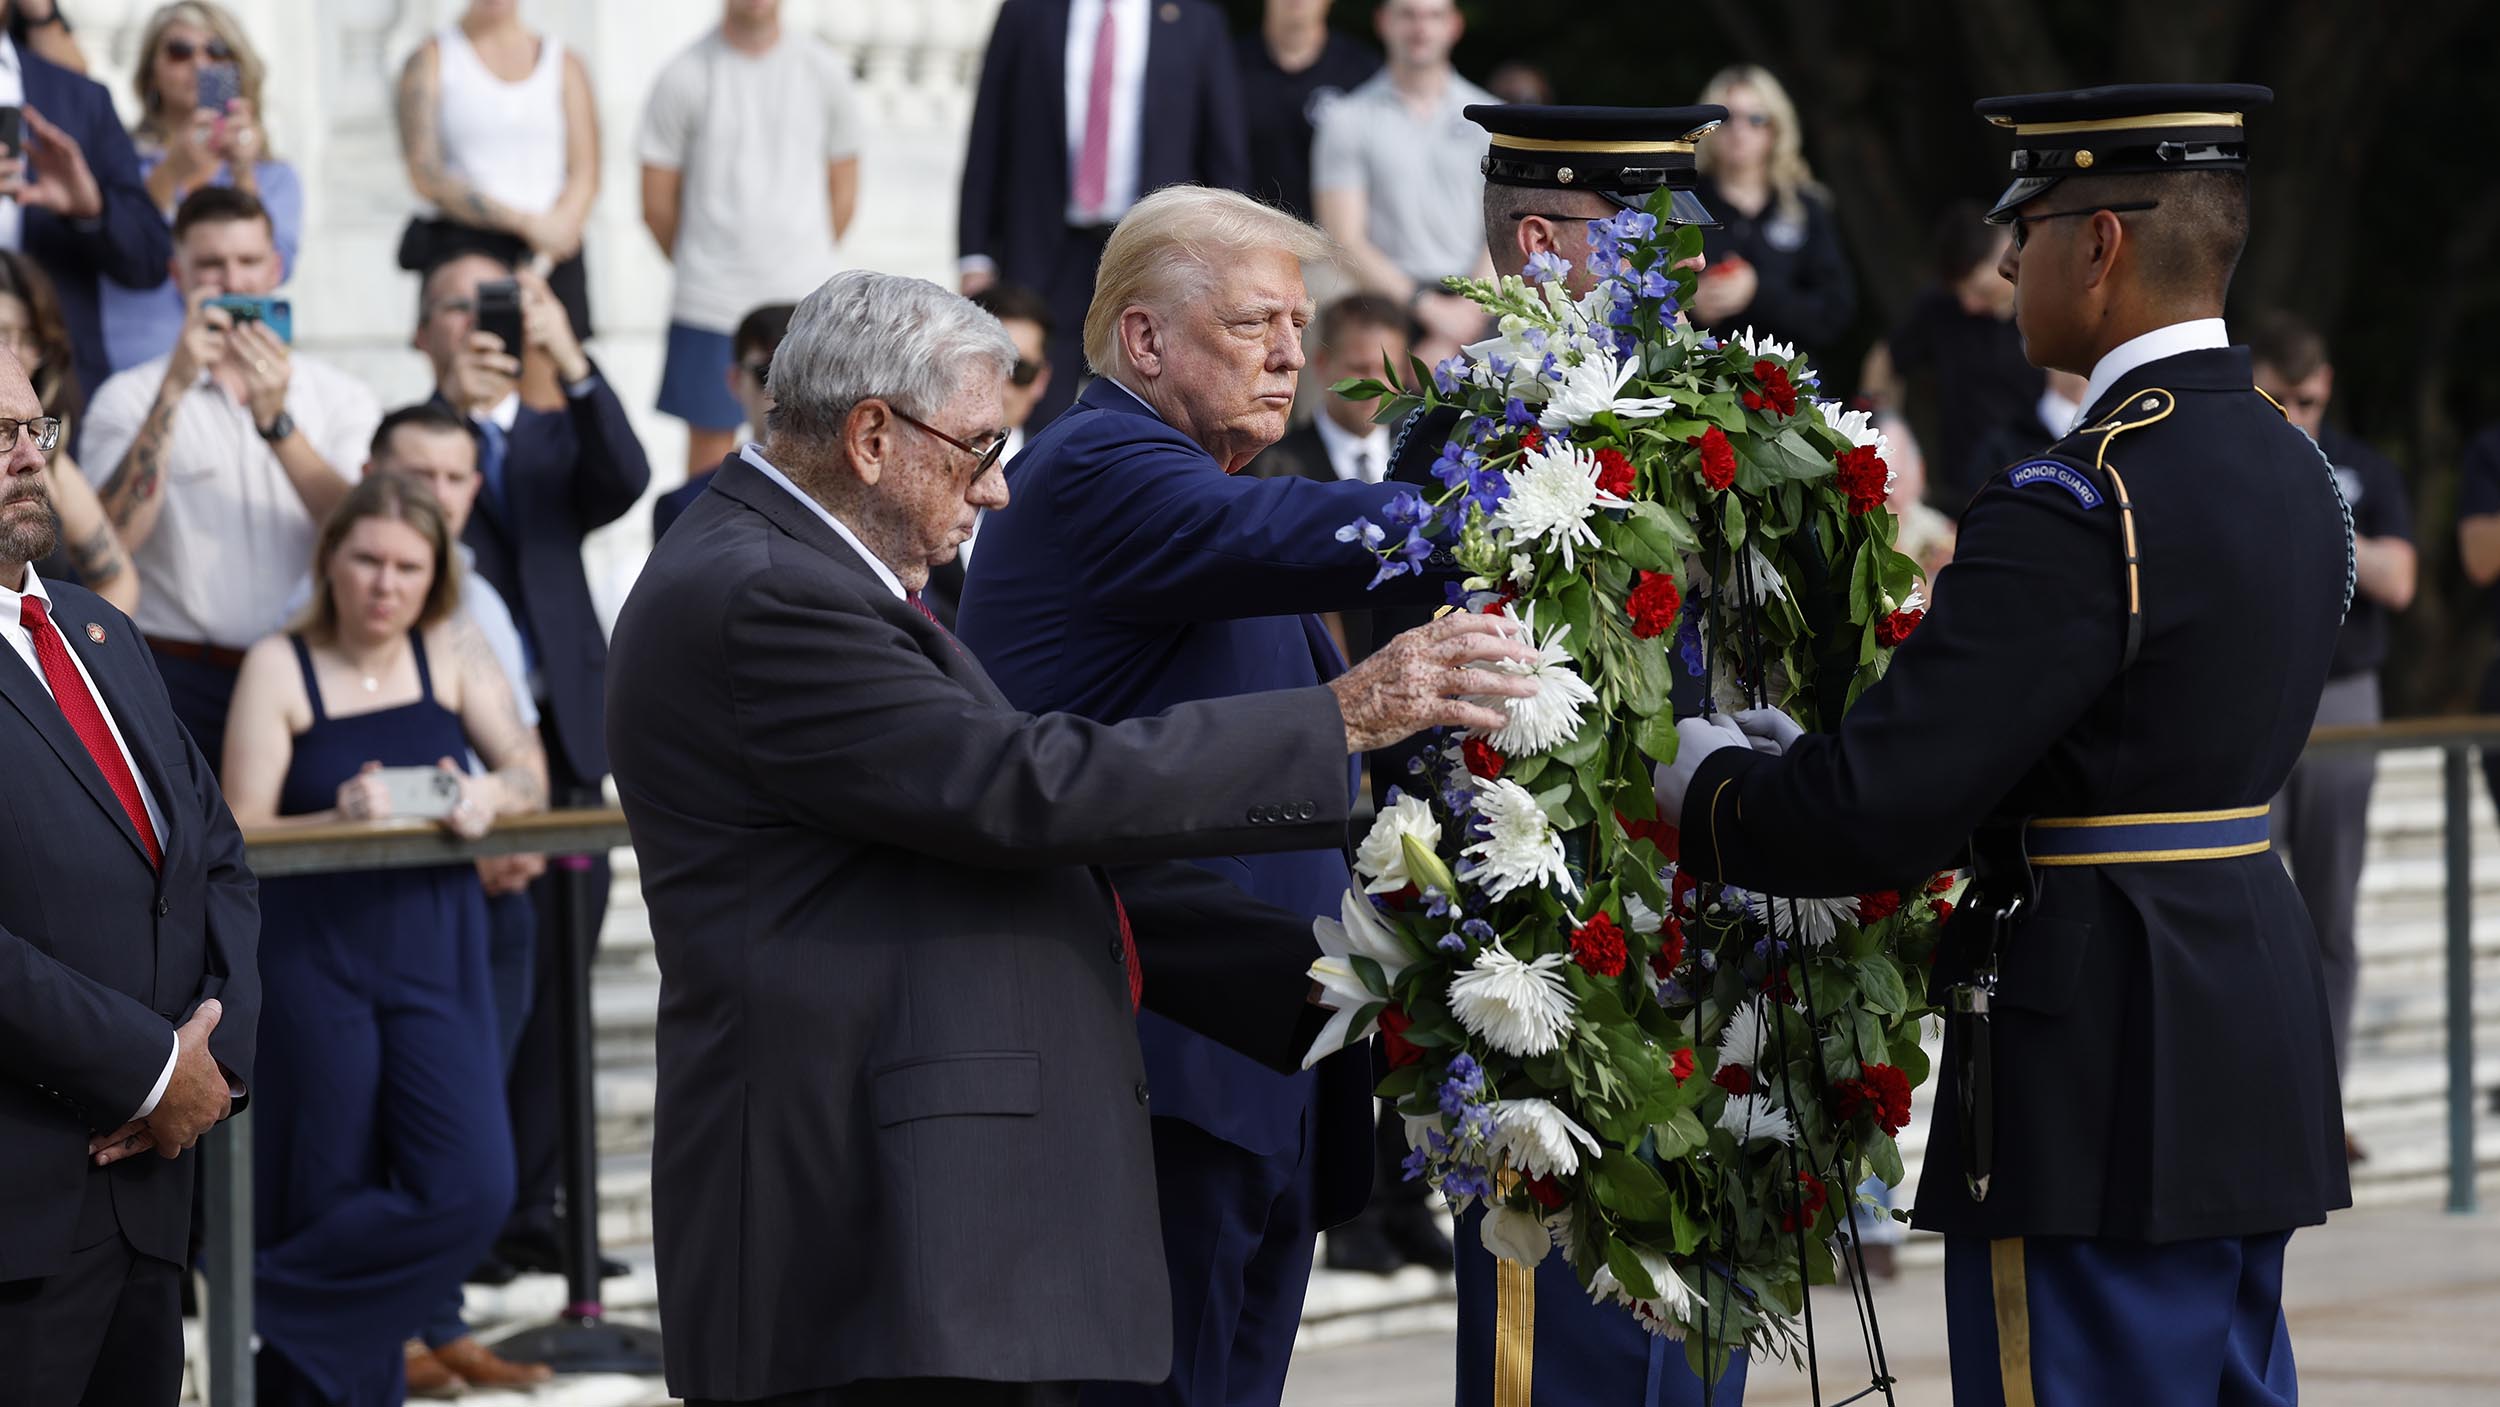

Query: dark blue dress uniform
[1677,86,2355,1406]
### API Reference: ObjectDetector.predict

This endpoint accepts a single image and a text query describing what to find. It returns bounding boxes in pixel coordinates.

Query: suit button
[1134,1081,1150,1106]
[156,897,170,917]
[1297,802,1316,820]
[1111,937,1127,963]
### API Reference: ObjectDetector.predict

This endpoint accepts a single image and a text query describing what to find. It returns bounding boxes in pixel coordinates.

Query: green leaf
[1605,1236,1660,1301]
[1697,391,1748,432]
[1866,1132,1905,1189]
[1594,1148,1677,1221]
[1852,955,1910,1017]
[1636,712,1680,765]
[1373,1064,1424,1100]
[1626,500,1700,562]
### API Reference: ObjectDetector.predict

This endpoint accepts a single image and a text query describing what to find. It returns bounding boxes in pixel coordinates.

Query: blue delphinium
[1524,249,1572,286]
[1460,917,1496,944]
[1432,354,1469,395]
[1503,396,1537,429]
[1436,931,1467,955]
[1336,516,1385,551]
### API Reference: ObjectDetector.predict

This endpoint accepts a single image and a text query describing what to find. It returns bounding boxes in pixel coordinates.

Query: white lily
[1299,890,1418,1067]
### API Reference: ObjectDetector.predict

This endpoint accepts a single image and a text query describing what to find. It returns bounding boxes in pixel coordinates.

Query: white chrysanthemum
[1815,398,1888,456]
[1742,544,1791,603]
[1625,893,1664,936]
[1492,441,1627,571]
[1487,1098,1602,1180]
[1353,794,1442,894]
[1537,349,1682,430]
[1471,608,1596,757]
[1730,325,1798,363]
[1744,891,1859,947]
[1717,998,1772,1069]
[1300,890,1418,1068]
[1448,946,1577,1056]
[1716,1092,1798,1146]
[1461,778,1578,901]
[1588,1249,1699,1338]
[1481,1202,1555,1267]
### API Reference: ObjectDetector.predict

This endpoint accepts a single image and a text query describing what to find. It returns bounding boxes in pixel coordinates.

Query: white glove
[1732,706,1804,756]
[1654,713,1750,821]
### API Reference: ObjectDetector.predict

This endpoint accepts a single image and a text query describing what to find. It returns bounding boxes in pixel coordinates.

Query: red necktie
[1073,1,1118,216]
[905,592,1139,1007]
[20,595,161,868]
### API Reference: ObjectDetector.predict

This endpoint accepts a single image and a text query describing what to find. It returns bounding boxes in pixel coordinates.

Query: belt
[143,635,248,670]
[2023,805,2271,866]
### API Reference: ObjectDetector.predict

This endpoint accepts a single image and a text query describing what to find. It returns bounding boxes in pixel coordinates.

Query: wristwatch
[257,409,295,443]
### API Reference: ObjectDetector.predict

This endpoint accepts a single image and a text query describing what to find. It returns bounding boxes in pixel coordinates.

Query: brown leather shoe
[403,1340,467,1399]
[433,1334,556,1388]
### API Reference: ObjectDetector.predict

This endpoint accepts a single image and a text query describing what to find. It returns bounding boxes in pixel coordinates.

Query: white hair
[1083,185,1338,377]
[767,271,1019,448]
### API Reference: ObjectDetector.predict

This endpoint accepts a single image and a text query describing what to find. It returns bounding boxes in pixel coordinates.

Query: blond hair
[1697,65,1821,225]
[132,2,274,157]
[1082,186,1337,377]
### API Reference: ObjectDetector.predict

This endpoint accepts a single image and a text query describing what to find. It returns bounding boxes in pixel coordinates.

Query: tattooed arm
[446,614,549,816]
[44,451,139,613]
[95,351,199,553]
[396,41,539,242]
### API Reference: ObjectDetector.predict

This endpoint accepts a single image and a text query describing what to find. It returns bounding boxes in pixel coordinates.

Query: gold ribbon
[1990,110,2246,135]
[1991,1237,2039,1407]
[1494,1257,1536,1407]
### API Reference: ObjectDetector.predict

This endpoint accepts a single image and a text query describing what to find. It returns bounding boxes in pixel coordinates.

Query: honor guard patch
[2008,459,2104,509]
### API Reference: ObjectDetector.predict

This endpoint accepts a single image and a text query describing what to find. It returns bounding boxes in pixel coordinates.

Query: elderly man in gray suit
[606,270,1531,1407]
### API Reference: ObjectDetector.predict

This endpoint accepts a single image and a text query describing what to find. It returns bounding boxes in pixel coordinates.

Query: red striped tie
[20,595,160,868]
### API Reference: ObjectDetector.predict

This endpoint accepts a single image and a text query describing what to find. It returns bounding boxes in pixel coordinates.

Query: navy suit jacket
[0,579,257,1280]
[957,378,1450,1223]
[958,0,1249,285]
[440,371,651,786]
[17,48,171,413]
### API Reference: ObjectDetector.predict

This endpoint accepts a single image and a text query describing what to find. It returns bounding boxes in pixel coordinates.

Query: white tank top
[431,24,567,219]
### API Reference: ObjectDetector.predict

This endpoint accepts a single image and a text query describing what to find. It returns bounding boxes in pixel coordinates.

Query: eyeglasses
[1009,358,1045,389]
[2007,200,2161,250]
[891,406,1009,478]
[162,38,234,63]
[1507,209,1617,224]
[0,416,64,452]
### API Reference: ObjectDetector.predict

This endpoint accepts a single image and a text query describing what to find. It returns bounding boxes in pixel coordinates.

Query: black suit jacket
[608,455,1354,1399]
[958,0,1249,285]
[443,372,651,786]
[20,48,172,417]
[0,580,257,1280]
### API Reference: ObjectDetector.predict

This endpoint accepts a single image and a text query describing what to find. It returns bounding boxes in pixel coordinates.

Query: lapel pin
[86,623,106,644]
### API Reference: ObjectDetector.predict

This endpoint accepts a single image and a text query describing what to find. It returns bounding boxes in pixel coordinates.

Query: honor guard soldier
[1658,84,2354,1406]
[1397,106,1760,1407]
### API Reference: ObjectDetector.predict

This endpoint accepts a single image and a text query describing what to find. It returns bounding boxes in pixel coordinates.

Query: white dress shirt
[742,443,905,601]
[0,37,23,253]
[1063,0,1149,225]
[1312,411,1389,484]
[2,567,181,1118]
[2072,318,2230,431]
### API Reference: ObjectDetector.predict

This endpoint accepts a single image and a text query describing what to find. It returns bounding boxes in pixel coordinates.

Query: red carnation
[1780,1170,1829,1233]
[1713,1063,1753,1096]
[1617,812,1680,860]
[1523,1174,1569,1210]
[1378,1005,1424,1070]
[1741,360,1798,417]
[1926,872,1958,895]
[1875,608,1925,648]
[1386,884,1420,910]
[1519,427,1544,451]
[1762,965,1797,1005]
[1836,1062,1914,1136]
[1689,425,1737,491]
[1570,911,1628,978]
[1647,914,1687,980]
[1670,1046,1697,1083]
[1626,570,1683,639]
[1594,446,1638,498]
[1834,445,1889,515]
[1463,737,1507,781]
[1932,898,1955,923]
[1856,890,1902,923]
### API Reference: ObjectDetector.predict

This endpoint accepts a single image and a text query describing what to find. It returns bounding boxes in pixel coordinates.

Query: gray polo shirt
[1312,69,1497,286]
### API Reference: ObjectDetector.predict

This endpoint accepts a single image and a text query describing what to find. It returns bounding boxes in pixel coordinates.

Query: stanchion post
[2444,744,2477,1215]
[199,1110,254,1406]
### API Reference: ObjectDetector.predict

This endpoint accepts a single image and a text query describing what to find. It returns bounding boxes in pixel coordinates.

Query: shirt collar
[484,392,522,432]
[1,560,50,626]
[0,36,21,78]
[1310,410,1388,480]
[1099,375,1163,421]
[739,443,906,601]
[2074,318,2229,431]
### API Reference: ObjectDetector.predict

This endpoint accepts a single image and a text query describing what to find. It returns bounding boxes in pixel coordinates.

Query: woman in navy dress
[222,473,547,1405]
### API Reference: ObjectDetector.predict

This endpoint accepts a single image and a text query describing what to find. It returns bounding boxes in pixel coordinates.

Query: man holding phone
[86,186,378,766]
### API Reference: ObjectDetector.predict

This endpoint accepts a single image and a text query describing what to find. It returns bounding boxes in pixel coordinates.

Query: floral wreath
[1309,202,1955,1377]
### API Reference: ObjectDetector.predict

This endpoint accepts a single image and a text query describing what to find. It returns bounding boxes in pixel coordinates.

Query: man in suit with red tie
[608,269,1532,1407]
[0,347,259,1405]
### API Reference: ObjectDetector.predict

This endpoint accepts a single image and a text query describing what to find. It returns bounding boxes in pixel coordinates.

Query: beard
[0,483,59,565]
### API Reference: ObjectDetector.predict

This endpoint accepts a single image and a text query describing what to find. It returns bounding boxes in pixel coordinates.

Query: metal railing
[198,807,639,1406]
[184,722,2500,1400]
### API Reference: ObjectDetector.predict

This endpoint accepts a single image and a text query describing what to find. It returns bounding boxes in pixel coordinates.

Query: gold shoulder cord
[2069,388,2175,670]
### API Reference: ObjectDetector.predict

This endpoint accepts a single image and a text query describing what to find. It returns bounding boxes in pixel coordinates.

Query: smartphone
[197,62,241,116]
[205,293,293,345]
[0,106,20,162]
[473,278,525,359]
[373,765,462,821]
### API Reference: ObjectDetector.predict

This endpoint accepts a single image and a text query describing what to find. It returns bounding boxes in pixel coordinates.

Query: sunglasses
[892,407,1009,479]
[2007,199,2160,251]
[162,38,234,62]
[1009,358,1045,389]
